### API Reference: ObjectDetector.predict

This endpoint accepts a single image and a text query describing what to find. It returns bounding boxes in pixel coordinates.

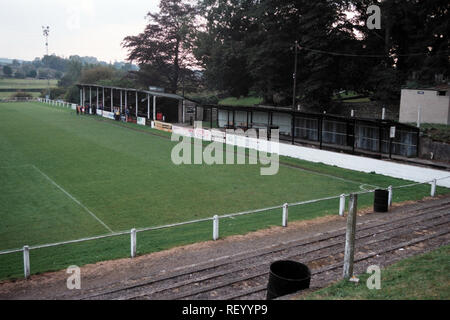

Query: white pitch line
[31,165,114,233]
[230,149,378,188]
[0,164,33,169]
[280,161,379,189]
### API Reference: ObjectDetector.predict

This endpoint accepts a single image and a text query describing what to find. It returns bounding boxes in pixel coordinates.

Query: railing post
[388,186,393,207]
[213,215,219,240]
[343,194,358,279]
[282,203,289,227]
[431,179,437,197]
[130,228,136,258]
[339,194,346,216]
[23,245,30,279]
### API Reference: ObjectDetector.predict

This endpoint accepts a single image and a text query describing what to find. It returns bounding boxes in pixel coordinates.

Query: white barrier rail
[38,98,77,110]
[0,177,448,279]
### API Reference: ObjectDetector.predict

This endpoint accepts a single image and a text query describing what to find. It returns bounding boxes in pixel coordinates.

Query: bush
[14,72,25,79]
[40,87,67,100]
[27,70,37,78]
[64,85,80,103]
[2,65,12,77]
[11,91,33,99]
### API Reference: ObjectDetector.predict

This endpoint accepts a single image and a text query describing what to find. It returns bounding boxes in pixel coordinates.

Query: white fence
[0,177,446,279]
[38,98,77,110]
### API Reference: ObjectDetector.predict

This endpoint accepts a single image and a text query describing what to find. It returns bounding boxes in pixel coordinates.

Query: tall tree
[195,0,354,107]
[194,0,257,98]
[122,0,198,93]
[2,65,13,77]
[351,0,449,103]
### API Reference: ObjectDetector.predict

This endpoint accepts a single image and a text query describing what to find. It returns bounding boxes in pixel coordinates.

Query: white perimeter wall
[172,125,450,188]
[400,89,450,125]
[273,141,450,188]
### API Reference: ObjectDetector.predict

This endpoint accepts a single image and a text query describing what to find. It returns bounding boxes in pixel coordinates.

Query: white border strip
[31,165,113,233]
[171,124,450,188]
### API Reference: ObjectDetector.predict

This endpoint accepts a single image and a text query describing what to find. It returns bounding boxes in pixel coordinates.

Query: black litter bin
[266,260,311,300]
[374,189,389,212]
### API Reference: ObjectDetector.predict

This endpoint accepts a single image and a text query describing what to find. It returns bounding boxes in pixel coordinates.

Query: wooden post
[125,91,127,115]
[339,194,346,216]
[23,245,30,279]
[291,114,295,145]
[120,90,123,114]
[213,215,219,241]
[111,88,113,112]
[233,110,236,128]
[431,179,437,197]
[282,203,289,227]
[210,106,213,129]
[389,136,393,159]
[130,228,136,258]
[147,93,150,120]
[343,194,358,279]
[153,96,157,120]
[417,105,421,128]
[319,117,323,149]
[388,186,393,207]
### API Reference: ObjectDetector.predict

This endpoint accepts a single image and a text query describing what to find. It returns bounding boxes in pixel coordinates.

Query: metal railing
[1,175,448,279]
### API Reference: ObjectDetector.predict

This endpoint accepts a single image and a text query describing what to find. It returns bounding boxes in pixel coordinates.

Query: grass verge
[302,245,450,300]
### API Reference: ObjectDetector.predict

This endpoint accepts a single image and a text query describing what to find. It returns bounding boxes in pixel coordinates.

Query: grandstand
[77,83,421,159]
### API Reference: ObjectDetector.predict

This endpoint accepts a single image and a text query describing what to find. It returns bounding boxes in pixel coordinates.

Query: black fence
[196,105,420,158]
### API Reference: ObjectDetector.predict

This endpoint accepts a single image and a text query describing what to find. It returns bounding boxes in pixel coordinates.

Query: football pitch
[0,101,446,280]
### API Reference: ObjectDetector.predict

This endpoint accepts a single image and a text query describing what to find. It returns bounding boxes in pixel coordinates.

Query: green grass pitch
[0,101,447,280]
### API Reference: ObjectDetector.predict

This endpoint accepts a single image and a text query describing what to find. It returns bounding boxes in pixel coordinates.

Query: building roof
[403,84,450,92]
[77,83,189,101]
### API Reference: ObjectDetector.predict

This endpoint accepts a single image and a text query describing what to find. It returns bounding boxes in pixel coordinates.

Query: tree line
[122,0,449,108]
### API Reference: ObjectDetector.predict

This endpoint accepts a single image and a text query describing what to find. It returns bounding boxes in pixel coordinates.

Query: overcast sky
[0,0,160,62]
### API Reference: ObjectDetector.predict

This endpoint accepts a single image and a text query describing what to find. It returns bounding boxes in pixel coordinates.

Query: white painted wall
[172,124,450,188]
[272,141,450,188]
[400,89,450,125]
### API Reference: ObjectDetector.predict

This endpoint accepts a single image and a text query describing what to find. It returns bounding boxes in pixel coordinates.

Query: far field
[0,78,58,89]
[0,101,447,280]
[0,78,58,100]
[0,92,41,99]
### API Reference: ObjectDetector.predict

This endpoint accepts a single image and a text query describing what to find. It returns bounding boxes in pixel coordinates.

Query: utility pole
[343,194,358,279]
[42,26,50,99]
[292,41,299,111]
[291,41,299,144]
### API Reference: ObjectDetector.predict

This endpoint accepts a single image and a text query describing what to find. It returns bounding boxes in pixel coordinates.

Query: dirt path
[0,195,449,300]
